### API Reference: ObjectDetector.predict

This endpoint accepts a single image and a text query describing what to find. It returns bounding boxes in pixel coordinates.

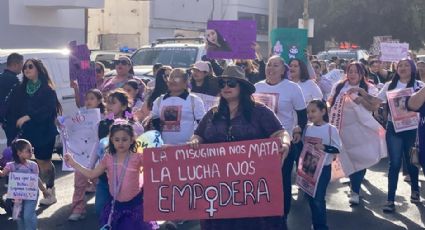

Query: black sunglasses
[23,64,34,70]
[218,79,239,89]
[114,60,130,66]
[96,68,103,74]
[236,63,247,69]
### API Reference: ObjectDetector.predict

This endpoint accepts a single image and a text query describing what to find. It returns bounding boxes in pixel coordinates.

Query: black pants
[282,141,303,218]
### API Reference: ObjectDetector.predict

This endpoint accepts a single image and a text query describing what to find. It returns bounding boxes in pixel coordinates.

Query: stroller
[0,147,13,216]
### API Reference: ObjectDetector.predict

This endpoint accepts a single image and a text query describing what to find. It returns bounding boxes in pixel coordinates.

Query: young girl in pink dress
[64,121,157,229]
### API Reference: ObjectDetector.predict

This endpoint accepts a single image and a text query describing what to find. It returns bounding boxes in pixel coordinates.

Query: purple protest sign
[206,20,256,59]
[68,41,96,107]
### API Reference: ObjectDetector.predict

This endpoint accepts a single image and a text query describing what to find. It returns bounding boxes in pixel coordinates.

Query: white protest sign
[380,43,409,62]
[58,108,101,171]
[7,172,39,200]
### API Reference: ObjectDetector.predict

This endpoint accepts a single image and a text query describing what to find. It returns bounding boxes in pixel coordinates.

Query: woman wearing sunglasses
[100,56,136,93]
[254,55,307,224]
[151,68,206,145]
[5,59,62,206]
[189,65,290,230]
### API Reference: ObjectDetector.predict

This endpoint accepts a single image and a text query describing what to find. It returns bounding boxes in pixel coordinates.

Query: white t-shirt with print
[304,123,342,165]
[297,79,324,104]
[152,94,206,145]
[377,80,424,102]
[330,81,379,103]
[254,79,306,135]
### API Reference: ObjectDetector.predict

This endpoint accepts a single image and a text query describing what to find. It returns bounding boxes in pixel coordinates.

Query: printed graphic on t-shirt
[253,93,279,113]
[161,105,182,132]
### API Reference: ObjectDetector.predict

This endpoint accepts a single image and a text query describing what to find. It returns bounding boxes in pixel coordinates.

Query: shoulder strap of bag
[328,124,332,146]
[156,95,164,112]
[190,94,196,121]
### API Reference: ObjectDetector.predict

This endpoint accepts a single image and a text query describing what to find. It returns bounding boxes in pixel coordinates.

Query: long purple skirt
[100,192,159,230]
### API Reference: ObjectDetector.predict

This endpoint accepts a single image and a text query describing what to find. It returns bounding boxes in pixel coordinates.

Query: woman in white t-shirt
[378,59,423,213]
[289,58,323,104]
[328,62,382,206]
[254,55,307,221]
[151,68,206,145]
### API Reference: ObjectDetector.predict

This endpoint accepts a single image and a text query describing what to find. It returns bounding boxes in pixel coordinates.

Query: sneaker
[383,201,395,213]
[39,188,57,206]
[411,191,420,203]
[349,192,360,205]
[68,213,86,221]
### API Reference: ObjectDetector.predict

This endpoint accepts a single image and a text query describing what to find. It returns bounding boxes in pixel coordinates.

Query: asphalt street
[0,154,424,230]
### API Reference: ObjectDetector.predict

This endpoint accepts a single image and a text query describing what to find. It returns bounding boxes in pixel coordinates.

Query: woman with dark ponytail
[378,59,424,213]
[328,62,384,206]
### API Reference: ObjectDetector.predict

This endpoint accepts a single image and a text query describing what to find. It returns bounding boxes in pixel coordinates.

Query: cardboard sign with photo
[206,20,256,59]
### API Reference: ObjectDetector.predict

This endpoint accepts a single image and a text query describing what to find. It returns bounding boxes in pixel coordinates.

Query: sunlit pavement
[1,155,423,230]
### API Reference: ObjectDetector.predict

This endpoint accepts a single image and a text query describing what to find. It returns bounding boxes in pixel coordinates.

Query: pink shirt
[100,152,143,202]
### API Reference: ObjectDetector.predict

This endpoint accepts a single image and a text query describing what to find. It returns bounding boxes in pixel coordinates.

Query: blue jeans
[386,122,419,202]
[349,169,366,194]
[307,165,331,230]
[95,176,112,217]
[17,199,37,230]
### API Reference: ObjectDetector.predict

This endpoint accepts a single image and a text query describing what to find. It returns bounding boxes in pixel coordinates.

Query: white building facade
[0,0,104,49]
[88,0,284,55]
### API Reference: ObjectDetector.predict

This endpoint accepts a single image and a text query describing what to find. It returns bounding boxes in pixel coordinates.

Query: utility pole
[303,0,311,52]
[303,0,309,31]
[268,0,278,54]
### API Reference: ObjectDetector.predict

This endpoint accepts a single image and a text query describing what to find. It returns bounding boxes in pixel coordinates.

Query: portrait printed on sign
[296,137,326,197]
[206,20,256,59]
[161,105,182,132]
[206,29,232,52]
[387,88,419,132]
[302,151,319,178]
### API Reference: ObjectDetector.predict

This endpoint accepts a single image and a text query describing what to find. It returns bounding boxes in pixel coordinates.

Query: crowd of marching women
[0,48,425,230]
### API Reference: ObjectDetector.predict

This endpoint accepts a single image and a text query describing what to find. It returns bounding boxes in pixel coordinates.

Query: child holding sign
[64,121,157,229]
[68,89,105,221]
[303,100,342,230]
[0,139,49,230]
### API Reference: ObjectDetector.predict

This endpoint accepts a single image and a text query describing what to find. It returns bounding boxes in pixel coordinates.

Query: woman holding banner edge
[189,65,290,229]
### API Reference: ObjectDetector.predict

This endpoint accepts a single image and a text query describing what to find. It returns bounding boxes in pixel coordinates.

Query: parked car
[90,50,132,70]
[418,55,425,62]
[0,49,78,154]
[317,49,369,61]
[130,37,206,76]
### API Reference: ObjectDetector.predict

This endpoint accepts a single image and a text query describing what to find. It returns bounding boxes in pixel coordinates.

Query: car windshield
[131,47,198,68]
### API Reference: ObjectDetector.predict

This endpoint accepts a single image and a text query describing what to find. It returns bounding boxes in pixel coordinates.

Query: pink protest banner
[143,138,284,221]
[253,93,279,113]
[296,137,326,197]
[387,88,419,132]
[329,95,346,130]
